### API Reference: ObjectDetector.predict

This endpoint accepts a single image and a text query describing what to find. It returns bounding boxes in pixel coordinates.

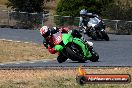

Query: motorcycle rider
[79,9,99,33]
[40,26,93,63]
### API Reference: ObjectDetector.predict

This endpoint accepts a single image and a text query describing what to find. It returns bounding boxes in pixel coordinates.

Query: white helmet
[40,26,50,38]
[80,9,87,15]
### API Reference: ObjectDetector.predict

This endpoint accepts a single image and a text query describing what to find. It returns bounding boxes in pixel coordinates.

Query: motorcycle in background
[79,16,109,41]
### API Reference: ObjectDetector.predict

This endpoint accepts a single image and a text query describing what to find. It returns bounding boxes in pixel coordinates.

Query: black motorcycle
[80,17,109,41]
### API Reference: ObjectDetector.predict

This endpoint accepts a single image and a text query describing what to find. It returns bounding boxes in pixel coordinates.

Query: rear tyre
[66,46,86,63]
[101,31,109,41]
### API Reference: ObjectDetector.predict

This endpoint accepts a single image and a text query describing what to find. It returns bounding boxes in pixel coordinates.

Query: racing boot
[57,54,68,63]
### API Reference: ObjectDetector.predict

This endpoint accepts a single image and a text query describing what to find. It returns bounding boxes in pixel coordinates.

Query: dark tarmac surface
[0,28,132,67]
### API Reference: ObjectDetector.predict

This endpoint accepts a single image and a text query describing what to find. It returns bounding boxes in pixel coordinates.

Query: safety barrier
[0,10,132,34]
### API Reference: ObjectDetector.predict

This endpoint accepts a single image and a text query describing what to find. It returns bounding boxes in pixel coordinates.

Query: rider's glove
[48,46,56,54]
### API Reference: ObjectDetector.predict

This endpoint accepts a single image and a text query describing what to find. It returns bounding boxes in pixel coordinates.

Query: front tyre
[89,47,99,62]
[66,46,86,63]
[90,53,99,62]
[90,31,98,40]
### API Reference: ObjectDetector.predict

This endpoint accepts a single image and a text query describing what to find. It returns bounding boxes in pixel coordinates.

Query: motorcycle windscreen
[88,17,101,27]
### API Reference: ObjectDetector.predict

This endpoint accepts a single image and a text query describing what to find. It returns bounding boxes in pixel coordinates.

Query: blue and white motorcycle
[80,16,109,41]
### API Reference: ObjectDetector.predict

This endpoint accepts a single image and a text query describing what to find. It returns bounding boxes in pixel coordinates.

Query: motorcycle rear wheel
[101,31,109,41]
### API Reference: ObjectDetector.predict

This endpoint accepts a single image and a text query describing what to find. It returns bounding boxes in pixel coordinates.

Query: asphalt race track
[0,28,132,68]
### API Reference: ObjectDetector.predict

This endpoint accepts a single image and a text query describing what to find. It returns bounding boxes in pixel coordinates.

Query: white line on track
[0,38,37,45]
[15,63,21,64]
[42,61,48,62]
[0,64,4,65]
[29,61,35,63]
[0,59,53,65]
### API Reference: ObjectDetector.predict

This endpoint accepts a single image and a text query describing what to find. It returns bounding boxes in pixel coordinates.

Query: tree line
[6,0,132,20]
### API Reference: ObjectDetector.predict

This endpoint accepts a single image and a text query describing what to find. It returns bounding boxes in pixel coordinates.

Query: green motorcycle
[53,32,99,63]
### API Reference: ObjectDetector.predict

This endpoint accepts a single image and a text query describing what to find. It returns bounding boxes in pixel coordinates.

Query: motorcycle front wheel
[89,47,99,62]
[90,31,98,40]
[65,44,86,63]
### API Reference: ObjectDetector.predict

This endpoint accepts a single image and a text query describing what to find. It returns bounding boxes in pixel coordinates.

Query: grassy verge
[0,67,132,88]
[0,40,56,63]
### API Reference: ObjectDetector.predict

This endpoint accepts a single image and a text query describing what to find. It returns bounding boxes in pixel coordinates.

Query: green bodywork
[54,33,92,60]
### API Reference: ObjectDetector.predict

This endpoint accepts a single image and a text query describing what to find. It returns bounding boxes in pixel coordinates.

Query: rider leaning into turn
[79,9,99,31]
[40,26,93,63]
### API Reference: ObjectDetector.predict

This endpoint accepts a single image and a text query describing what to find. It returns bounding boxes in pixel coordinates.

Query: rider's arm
[43,38,48,49]
[43,38,56,54]
[48,46,56,54]
[45,36,56,54]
